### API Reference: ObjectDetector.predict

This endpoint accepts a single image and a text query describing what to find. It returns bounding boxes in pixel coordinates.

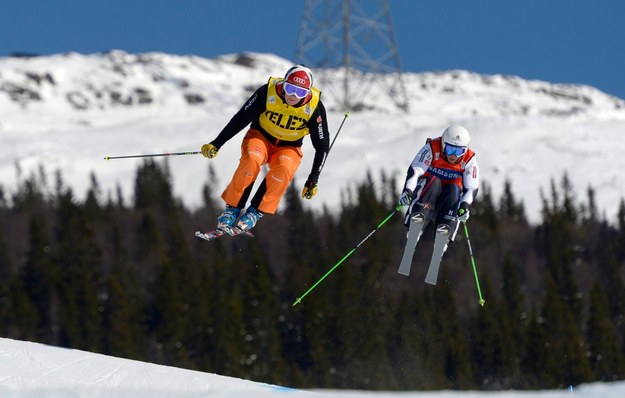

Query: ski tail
[424,224,451,285]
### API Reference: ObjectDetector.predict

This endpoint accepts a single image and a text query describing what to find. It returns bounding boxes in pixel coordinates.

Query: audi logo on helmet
[292,76,308,85]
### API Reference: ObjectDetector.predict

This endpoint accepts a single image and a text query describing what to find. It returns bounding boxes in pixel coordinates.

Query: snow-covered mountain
[1,50,624,223]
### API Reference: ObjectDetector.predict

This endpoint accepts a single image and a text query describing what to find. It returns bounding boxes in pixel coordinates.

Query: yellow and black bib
[258,77,321,141]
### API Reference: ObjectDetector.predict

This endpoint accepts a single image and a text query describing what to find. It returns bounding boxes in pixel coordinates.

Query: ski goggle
[444,144,467,157]
[283,82,310,99]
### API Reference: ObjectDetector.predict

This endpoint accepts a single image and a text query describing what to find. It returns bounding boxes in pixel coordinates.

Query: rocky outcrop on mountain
[1,50,623,119]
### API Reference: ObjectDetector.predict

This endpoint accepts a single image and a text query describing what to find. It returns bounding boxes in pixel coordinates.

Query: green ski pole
[292,205,402,306]
[463,222,485,307]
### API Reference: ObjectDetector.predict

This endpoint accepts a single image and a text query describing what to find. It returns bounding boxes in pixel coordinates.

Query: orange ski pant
[221,129,303,214]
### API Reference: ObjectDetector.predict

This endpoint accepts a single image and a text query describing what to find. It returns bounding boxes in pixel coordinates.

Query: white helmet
[442,124,470,150]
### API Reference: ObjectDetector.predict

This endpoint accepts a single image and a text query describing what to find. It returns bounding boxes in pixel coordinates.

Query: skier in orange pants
[201,65,330,234]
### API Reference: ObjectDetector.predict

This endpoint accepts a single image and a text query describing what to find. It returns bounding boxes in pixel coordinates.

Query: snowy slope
[0,337,313,398]
[1,51,624,223]
[1,337,625,398]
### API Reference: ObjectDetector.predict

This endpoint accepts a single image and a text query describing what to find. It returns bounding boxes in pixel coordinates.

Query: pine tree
[584,186,598,223]
[279,183,334,386]
[133,159,176,212]
[499,179,526,221]
[521,310,556,388]
[136,211,186,364]
[538,178,583,320]
[387,290,430,389]
[500,255,526,387]
[101,225,144,360]
[163,207,196,367]
[470,277,510,389]
[0,222,38,339]
[474,182,499,232]
[84,172,106,223]
[8,275,39,340]
[11,167,48,213]
[586,284,625,380]
[540,275,593,387]
[330,174,398,388]
[617,199,625,259]
[237,242,283,383]
[0,217,14,336]
[207,251,248,378]
[412,283,473,390]
[53,186,105,352]
[21,216,60,343]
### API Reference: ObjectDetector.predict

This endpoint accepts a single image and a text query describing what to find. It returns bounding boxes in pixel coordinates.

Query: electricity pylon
[295,0,408,112]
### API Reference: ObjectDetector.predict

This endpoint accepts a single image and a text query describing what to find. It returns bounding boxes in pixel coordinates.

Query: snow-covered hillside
[2,337,624,398]
[1,51,624,223]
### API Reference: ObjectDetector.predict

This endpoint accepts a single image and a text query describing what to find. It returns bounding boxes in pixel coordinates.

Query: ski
[424,224,450,285]
[195,228,254,242]
[397,213,426,276]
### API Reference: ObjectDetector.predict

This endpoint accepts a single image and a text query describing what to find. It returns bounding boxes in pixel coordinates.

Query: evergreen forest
[1,160,624,391]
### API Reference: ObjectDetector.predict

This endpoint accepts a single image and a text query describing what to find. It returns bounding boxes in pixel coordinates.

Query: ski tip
[195,230,221,241]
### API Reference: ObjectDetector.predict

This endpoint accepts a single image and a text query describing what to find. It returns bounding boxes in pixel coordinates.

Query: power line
[295,0,409,112]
